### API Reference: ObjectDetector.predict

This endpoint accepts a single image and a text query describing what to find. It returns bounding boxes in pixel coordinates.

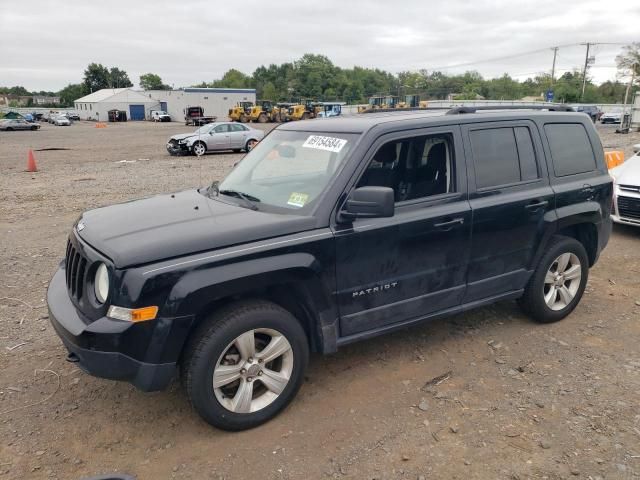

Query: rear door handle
[433,218,464,230]
[525,200,549,210]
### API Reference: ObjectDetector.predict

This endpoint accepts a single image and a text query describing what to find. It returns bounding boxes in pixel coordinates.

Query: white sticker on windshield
[302,135,347,153]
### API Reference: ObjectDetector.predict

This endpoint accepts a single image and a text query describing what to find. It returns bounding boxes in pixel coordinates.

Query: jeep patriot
[48,107,612,430]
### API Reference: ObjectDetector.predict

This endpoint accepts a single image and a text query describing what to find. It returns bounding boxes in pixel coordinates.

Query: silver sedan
[167,122,265,156]
[0,119,40,131]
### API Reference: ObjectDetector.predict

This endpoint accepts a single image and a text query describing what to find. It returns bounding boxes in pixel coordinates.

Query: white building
[144,88,256,122]
[74,88,161,121]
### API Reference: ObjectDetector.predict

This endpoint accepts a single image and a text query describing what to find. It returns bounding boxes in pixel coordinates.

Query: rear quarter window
[544,123,596,177]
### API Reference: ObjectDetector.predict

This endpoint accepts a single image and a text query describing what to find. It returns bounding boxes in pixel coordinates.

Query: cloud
[0,0,637,91]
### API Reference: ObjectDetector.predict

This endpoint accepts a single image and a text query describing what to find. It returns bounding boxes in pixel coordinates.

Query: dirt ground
[0,119,639,480]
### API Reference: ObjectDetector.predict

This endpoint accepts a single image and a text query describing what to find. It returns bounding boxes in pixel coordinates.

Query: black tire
[5,127,13,131]
[518,235,589,323]
[192,141,207,157]
[302,112,310,120]
[258,113,267,123]
[31,126,38,130]
[232,149,242,153]
[181,300,309,431]
[245,139,258,152]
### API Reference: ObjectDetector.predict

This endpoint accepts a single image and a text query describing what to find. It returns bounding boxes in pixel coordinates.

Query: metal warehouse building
[144,88,256,123]
[74,88,160,121]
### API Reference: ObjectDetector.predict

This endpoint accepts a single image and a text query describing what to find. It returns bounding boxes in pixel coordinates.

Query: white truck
[150,110,171,122]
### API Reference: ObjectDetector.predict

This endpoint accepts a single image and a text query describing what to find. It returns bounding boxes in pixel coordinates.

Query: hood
[612,155,640,186]
[169,132,202,142]
[77,189,316,268]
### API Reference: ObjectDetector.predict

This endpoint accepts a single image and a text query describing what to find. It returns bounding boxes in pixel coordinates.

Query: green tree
[616,42,640,82]
[139,73,169,90]
[109,67,132,88]
[261,81,277,100]
[212,69,251,88]
[58,83,85,106]
[83,63,110,93]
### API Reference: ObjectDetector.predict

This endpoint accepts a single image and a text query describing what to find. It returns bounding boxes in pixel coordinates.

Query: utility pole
[550,46,559,85]
[580,42,592,101]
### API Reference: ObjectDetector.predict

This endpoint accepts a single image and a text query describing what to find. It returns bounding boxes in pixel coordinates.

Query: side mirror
[340,186,394,222]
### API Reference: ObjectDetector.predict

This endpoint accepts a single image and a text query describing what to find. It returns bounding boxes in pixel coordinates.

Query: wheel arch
[165,253,335,358]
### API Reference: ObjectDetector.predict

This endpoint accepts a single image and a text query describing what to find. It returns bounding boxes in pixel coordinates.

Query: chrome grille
[65,240,87,300]
[617,195,640,220]
[619,184,640,193]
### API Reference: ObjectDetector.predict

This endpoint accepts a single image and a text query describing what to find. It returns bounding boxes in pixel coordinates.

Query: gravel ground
[0,120,639,480]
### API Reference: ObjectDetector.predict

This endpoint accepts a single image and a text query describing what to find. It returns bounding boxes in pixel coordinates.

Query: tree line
[2,43,638,107]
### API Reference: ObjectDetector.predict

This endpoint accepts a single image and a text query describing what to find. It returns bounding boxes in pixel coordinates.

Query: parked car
[67,112,80,121]
[48,107,611,431]
[574,105,602,122]
[53,115,71,126]
[610,144,640,227]
[166,122,264,156]
[151,110,171,122]
[601,109,623,124]
[0,119,40,131]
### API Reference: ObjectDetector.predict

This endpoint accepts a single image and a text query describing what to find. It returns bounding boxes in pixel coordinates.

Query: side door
[462,120,555,303]
[228,123,248,148]
[209,123,231,150]
[334,126,472,338]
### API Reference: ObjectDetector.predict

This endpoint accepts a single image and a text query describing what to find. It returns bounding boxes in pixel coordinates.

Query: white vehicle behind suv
[610,144,640,227]
[151,110,171,122]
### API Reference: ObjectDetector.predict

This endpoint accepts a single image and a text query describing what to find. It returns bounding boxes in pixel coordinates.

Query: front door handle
[525,200,549,210]
[433,218,464,230]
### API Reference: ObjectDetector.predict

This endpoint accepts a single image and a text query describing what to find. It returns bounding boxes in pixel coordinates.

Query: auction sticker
[287,192,309,208]
[302,135,347,153]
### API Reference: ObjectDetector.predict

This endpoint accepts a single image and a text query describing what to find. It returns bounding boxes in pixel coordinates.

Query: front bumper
[47,265,193,391]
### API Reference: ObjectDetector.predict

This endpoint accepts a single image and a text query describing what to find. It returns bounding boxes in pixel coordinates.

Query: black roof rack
[446,104,575,115]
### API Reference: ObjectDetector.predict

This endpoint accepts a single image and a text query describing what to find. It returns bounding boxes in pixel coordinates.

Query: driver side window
[214,124,229,134]
[357,133,455,202]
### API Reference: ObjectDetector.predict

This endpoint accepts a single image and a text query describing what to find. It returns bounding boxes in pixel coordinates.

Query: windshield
[195,123,216,134]
[216,130,359,214]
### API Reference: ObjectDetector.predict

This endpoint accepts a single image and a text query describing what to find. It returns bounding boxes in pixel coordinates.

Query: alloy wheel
[213,328,293,414]
[543,253,582,311]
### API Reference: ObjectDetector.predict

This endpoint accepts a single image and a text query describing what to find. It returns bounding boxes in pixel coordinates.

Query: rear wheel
[245,139,258,152]
[192,141,207,157]
[301,112,310,120]
[181,300,309,431]
[518,235,589,323]
[240,114,248,123]
[31,126,38,131]
[258,113,267,123]
[5,127,13,131]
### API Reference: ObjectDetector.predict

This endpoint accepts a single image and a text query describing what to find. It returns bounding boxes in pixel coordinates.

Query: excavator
[228,101,254,123]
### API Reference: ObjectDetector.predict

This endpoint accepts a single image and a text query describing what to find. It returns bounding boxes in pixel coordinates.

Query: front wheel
[181,300,309,431]
[518,235,589,323]
[192,141,207,156]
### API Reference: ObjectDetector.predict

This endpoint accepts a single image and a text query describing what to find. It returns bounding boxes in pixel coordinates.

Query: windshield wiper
[219,189,260,210]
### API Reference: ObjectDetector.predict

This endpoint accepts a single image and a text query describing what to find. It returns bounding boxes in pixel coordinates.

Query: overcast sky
[1,0,637,92]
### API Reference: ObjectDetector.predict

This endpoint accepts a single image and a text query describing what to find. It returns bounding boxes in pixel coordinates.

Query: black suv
[48,107,612,430]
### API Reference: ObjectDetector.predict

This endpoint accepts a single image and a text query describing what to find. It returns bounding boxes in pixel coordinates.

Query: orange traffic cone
[26,149,38,172]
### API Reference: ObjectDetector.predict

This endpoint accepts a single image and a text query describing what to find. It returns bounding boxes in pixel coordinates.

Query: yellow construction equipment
[285,99,319,121]
[357,96,385,113]
[249,100,277,123]
[397,94,428,109]
[228,101,254,123]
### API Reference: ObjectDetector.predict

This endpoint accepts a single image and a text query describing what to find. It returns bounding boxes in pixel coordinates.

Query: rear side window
[470,126,540,189]
[544,123,596,176]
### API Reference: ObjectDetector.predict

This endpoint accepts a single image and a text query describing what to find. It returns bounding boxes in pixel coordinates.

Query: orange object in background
[95,122,107,128]
[26,149,37,172]
[605,151,624,169]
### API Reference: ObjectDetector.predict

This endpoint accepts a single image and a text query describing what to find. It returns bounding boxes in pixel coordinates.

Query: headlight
[94,263,109,303]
